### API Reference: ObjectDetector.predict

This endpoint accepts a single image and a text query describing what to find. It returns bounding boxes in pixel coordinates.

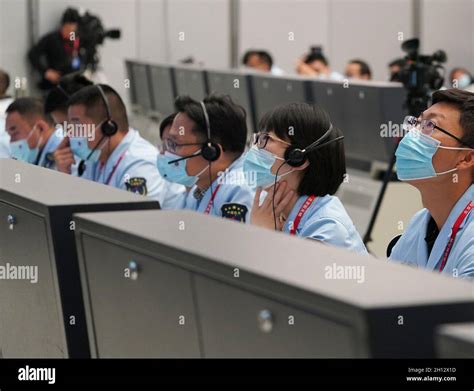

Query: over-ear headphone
[199,101,221,162]
[96,84,118,137]
[284,123,344,167]
[77,85,119,176]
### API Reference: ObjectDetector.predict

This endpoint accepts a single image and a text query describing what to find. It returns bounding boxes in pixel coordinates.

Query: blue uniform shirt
[177,155,254,222]
[282,194,367,254]
[81,128,185,208]
[37,130,64,169]
[389,184,473,278]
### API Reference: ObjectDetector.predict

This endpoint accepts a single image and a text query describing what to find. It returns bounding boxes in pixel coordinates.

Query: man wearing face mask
[389,89,474,278]
[449,67,473,91]
[157,94,254,222]
[63,84,184,208]
[5,98,63,169]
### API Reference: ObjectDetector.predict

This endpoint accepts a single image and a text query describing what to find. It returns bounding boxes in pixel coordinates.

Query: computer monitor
[125,60,154,113]
[173,66,207,101]
[250,73,311,128]
[75,209,474,358]
[149,64,177,118]
[206,68,256,134]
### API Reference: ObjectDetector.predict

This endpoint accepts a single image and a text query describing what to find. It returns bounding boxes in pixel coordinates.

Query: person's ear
[456,150,474,171]
[292,158,310,171]
[35,120,49,135]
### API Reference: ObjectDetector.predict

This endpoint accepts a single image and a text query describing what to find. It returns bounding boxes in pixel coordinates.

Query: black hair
[257,51,273,68]
[242,50,273,68]
[62,8,80,24]
[159,112,176,139]
[305,46,328,66]
[259,102,346,196]
[432,88,474,149]
[389,58,406,68]
[6,97,54,126]
[174,94,247,155]
[45,73,93,114]
[67,84,129,130]
[348,59,372,79]
[0,68,10,95]
[242,50,259,65]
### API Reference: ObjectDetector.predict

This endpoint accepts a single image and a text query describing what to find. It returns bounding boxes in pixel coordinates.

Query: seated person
[296,46,343,81]
[389,89,474,278]
[45,72,93,125]
[56,83,184,207]
[5,97,63,169]
[157,94,254,222]
[244,102,367,254]
[0,68,13,158]
[242,49,285,76]
[449,67,474,91]
[345,59,372,80]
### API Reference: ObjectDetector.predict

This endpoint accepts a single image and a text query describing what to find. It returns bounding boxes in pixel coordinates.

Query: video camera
[398,38,447,115]
[77,10,121,71]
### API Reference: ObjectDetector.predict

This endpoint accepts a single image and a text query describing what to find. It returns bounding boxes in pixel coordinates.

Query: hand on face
[251,181,295,231]
[54,136,74,174]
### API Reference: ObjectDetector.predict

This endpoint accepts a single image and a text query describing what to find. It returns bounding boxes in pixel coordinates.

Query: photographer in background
[28,8,82,92]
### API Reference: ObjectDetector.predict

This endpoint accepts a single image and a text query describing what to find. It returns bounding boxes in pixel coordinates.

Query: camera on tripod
[398,38,447,115]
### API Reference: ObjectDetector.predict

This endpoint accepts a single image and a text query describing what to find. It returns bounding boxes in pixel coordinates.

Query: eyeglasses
[253,132,291,149]
[403,115,472,148]
[160,138,203,153]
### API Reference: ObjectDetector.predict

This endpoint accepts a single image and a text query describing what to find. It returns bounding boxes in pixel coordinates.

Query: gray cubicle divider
[206,68,256,135]
[125,60,154,114]
[436,323,474,358]
[0,159,160,358]
[74,209,474,358]
[148,63,177,119]
[173,65,208,101]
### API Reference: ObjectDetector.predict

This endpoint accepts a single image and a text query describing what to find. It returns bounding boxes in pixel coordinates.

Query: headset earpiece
[101,119,118,136]
[97,85,118,137]
[199,101,221,162]
[284,146,307,167]
[201,141,221,162]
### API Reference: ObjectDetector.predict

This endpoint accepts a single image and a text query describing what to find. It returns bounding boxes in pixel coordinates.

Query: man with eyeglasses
[156,94,254,222]
[388,88,474,278]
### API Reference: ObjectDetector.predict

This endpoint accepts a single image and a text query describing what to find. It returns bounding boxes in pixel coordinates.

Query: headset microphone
[167,150,203,164]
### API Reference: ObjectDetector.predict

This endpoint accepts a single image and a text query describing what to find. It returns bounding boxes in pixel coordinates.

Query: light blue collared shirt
[37,130,64,169]
[81,128,185,208]
[176,155,255,222]
[283,194,368,254]
[389,184,474,278]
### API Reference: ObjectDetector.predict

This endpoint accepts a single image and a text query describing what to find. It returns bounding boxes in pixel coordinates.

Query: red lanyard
[290,195,317,235]
[204,184,222,214]
[97,151,127,185]
[438,201,473,272]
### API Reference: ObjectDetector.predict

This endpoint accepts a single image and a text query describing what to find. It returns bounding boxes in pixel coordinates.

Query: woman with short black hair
[243,102,367,254]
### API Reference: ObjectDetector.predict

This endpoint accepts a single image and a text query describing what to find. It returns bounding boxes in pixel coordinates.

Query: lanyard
[438,201,473,272]
[204,184,222,215]
[97,151,127,186]
[290,195,317,235]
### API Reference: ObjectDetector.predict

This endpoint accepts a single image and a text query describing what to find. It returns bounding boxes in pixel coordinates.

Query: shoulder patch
[125,177,148,196]
[221,203,248,222]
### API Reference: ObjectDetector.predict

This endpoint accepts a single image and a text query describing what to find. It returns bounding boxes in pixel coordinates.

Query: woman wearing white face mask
[242,102,367,254]
[389,89,474,278]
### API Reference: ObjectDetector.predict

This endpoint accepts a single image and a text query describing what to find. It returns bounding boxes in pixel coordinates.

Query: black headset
[78,85,119,176]
[283,123,344,167]
[199,101,221,162]
[168,100,221,164]
[96,85,119,137]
